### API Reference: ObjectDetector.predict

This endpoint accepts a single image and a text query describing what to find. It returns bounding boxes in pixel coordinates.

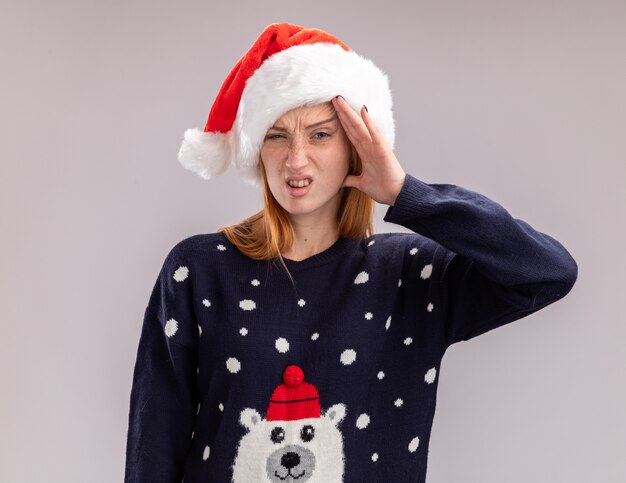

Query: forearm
[384,173,578,293]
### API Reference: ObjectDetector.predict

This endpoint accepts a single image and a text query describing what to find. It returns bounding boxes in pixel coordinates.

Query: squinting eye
[265,134,283,141]
[314,132,330,139]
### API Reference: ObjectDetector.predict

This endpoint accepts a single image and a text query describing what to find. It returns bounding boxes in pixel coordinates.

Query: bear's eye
[300,424,315,442]
[270,426,285,444]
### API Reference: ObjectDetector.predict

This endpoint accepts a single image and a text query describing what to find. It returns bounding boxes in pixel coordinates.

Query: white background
[1,0,624,481]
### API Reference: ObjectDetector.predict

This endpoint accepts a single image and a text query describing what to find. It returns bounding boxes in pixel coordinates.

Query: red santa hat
[266,365,321,421]
[177,22,395,187]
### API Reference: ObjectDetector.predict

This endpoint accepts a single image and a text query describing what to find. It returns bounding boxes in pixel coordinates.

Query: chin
[283,204,316,217]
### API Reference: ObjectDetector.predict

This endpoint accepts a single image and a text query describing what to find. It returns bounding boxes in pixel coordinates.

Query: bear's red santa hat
[177,22,395,187]
[266,365,321,421]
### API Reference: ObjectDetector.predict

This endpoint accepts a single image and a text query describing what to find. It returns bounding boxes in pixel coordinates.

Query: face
[260,102,352,223]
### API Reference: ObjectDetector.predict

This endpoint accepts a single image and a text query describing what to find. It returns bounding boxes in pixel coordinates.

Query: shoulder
[167,232,228,258]
[160,232,245,270]
[364,231,452,279]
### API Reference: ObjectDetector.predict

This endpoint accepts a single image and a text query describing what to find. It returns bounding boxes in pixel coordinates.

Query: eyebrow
[269,116,338,132]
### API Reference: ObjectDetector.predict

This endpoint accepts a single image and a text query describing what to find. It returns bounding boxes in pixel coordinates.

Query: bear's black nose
[281,451,300,469]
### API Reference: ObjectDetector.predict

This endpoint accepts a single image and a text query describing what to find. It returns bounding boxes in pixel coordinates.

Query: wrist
[387,173,407,206]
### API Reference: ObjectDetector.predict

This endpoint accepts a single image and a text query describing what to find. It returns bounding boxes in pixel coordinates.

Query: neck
[280,190,345,261]
[282,215,340,262]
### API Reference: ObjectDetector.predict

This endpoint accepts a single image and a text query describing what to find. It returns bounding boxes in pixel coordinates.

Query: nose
[285,138,309,171]
[281,451,301,469]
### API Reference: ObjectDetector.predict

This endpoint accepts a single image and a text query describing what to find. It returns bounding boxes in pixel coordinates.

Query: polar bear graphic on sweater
[231,365,347,482]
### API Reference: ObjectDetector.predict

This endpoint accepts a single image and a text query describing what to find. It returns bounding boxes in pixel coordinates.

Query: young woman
[124,23,578,483]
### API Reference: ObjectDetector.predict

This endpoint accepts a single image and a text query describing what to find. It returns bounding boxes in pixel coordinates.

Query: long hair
[218,139,375,285]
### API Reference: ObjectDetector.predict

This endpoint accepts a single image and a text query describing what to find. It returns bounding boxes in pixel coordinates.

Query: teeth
[288,179,311,188]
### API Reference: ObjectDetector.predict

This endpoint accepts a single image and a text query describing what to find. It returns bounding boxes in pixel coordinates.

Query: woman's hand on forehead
[331,95,406,206]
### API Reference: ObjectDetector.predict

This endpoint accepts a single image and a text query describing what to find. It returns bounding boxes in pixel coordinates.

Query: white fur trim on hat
[234,43,395,187]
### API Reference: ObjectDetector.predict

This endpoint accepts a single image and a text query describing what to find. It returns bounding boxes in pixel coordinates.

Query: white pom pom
[177,128,232,180]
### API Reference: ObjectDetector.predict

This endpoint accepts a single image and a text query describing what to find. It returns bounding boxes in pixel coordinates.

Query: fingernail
[336,95,345,101]
[363,105,368,112]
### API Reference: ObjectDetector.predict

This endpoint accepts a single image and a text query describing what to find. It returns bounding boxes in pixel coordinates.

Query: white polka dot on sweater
[340,349,357,365]
[298,299,306,307]
[198,324,202,336]
[217,244,226,251]
[218,403,224,412]
[164,319,178,337]
[356,413,370,429]
[251,279,260,286]
[275,337,289,353]
[409,247,418,255]
[394,398,403,407]
[425,367,437,384]
[420,264,433,280]
[377,371,385,380]
[202,445,210,460]
[385,316,391,330]
[173,266,189,282]
[365,312,373,320]
[311,332,319,341]
[354,271,369,284]
[202,299,211,307]
[239,299,256,311]
[226,357,241,373]
[368,240,375,247]
[197,403,201,415]
[371,452,379,462]
[398,279,402,287]
[427,302,434,312]
[408,436,420,452]
[239,327,248,336]
[404,337,413,345]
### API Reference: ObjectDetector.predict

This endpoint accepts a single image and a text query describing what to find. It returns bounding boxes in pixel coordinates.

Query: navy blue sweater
[124,173,577,482]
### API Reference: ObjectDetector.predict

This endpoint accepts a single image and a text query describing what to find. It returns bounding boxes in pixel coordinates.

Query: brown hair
[218,128,375,285]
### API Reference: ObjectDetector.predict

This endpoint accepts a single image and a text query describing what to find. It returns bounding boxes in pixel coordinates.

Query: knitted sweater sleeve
[124,243,198,483]
[383,173,578,348]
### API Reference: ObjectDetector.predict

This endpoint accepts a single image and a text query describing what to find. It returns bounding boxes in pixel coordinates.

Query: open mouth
[287,179,311,188]
[285,178,313,196]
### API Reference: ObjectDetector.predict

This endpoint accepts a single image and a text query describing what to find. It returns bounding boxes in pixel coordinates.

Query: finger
[342,173,361,190]
[331,96,360,142]
[332,96,372,147]
[360,106,386,146]
[334,97,371,142]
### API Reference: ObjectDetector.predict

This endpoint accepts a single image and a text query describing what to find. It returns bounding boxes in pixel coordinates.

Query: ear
[239,408,262,431]
[324,403,346,425]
